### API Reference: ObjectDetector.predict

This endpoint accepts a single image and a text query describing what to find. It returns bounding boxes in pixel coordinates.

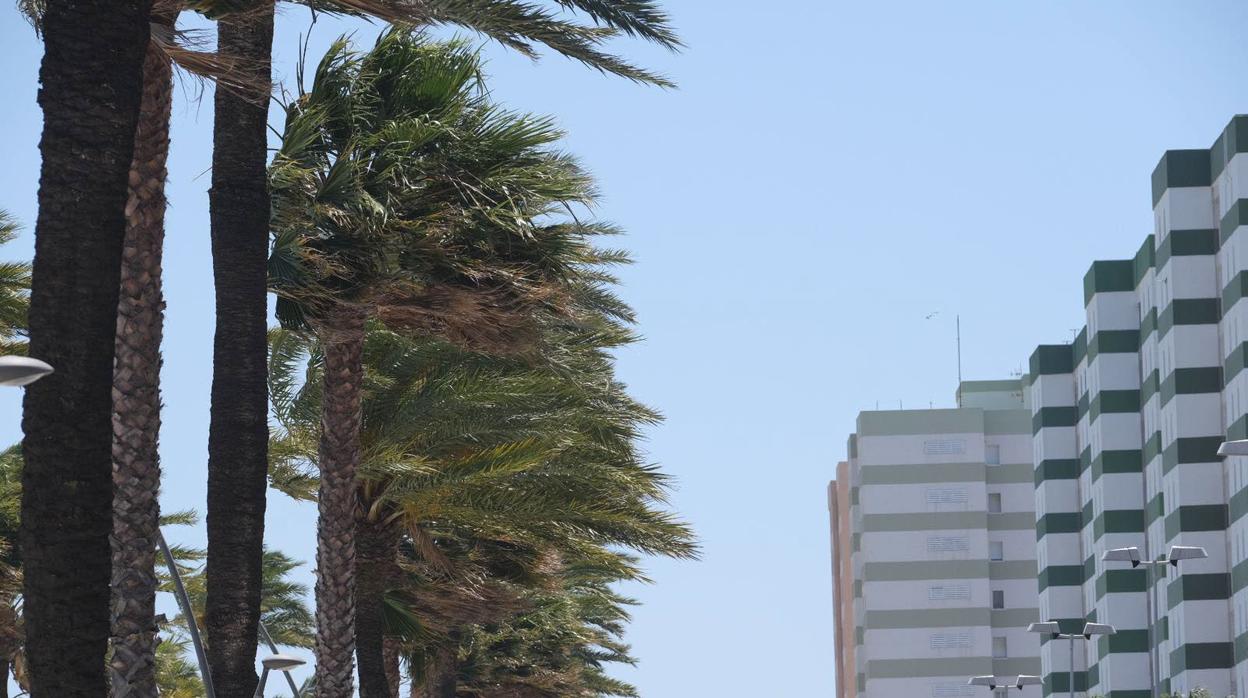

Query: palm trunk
[417,641,458,698]
[384,637,402,697]
[204,4,274,696]
[20,0,150,694]
[314,308,368,697]
[108,29,174,698]
[356,518,401,698]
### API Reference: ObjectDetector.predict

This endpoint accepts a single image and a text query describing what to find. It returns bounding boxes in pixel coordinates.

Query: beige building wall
[830,463,856,698]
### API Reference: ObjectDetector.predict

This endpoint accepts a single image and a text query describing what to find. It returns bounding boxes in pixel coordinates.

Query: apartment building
[1026,115,1248,698]
[830,381,1042,698]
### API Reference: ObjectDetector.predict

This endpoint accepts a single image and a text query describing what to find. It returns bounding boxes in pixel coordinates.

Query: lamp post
[1027,621,1115,698]
[969,674,1042,697]
[253,654,306,698]
[0,355,53,386]
[1103,545,1207,698]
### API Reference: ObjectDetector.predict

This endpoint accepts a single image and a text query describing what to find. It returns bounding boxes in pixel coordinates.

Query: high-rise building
[1027,115,1248,698]
[830,381,1043,698]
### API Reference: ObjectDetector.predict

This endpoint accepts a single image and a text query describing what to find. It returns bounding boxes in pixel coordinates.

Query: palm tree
[269,314,694,697]
[268,30,663,696]
[206,5,678,691]
[18,0,151,692]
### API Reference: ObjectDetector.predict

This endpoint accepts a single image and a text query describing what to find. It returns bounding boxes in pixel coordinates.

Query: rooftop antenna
[956,315,963,406]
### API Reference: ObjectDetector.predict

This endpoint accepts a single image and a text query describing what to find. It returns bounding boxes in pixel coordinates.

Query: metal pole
[1144,563,1158,698]
[1068,634,1075,698]
[252,667,270,698]
[158,530,217,698]
[258,621,302,697]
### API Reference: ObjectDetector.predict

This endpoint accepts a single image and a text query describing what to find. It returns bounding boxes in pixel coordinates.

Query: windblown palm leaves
[268,30,671,695]
[268,318,696,695]
[0,213,30,356]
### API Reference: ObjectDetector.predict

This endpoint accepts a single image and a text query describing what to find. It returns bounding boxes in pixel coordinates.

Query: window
[928,584,970,601]
[928,536,970,553]
[925,439,967,456]
[985,444,1001,465]
[992,637,1007,658]
[989,542,1004,561]
[929,633,972,649]
[992,590,1005,609]
[988,493,1002,513]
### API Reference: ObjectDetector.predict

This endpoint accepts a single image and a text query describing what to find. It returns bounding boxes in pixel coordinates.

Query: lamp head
[1027,621,1061,637]
[1015,675,1042,689]
[1219,439,1248,457]
[260,654,306,671]
[968,676,998,690]
[1082,622,1116,639]
[1102,547,1141,567]
[1166,545,1208,566]
[0,356,53,387]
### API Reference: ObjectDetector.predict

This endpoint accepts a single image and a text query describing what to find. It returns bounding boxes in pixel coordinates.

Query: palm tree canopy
[291,0,680,86]
[268,324,695,566]
[269,30,626,353]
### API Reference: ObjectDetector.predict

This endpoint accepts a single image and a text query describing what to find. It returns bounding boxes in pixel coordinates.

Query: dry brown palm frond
[405,524,456,578]
[372,282,544,356]
[151,21,273,104]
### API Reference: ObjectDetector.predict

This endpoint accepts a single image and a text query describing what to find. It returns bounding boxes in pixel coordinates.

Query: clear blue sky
[3,1,1248,695]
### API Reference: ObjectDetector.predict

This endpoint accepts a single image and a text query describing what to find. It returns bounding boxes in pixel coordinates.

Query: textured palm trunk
[204,4,274,696]
[356,518,401,698]
[384,637,402,697]
[417,641,458,698]
[108,29,174,698]
[20,0,150,694]
[313,308,368,697]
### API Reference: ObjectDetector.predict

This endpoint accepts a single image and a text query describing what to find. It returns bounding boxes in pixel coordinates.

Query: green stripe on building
[1152,148,1212,206]
[1170,642,1235,672]
[1033,406,1078,434]
[1158,298,1221,337]
[1167,573,1231,608]
[1038,565,1083,591]
[859,462,986,485]
[1160,366,1223,406]
[1036,512,1081,540]
[1162,504,1228,540]
[1134,235,1155,286]
[1156,228,1217,268]
[1162,436,1225,474]
[1035,459,1079,484]
[1091,449,1142,481]
[1089,389,1140,422]
[1084,260,1136,305]
[1221,198,1248,246]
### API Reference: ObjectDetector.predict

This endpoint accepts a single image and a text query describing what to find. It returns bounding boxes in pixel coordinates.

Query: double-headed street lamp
[1027,621,1115,698]
[1102,545,1207,698]
[968,674,1042,697]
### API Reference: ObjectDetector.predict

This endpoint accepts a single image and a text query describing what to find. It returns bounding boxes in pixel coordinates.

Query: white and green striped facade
[839,381,1042,698]
[1028,115,1248,697]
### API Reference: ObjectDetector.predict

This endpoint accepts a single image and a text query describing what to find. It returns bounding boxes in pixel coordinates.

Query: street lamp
[1027,621,1116,698]
[0,356,53,386]
[1218,439,1248,457]
[1103,545,1207,698]
[969,675,1042,696]
[253,654,307,698]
